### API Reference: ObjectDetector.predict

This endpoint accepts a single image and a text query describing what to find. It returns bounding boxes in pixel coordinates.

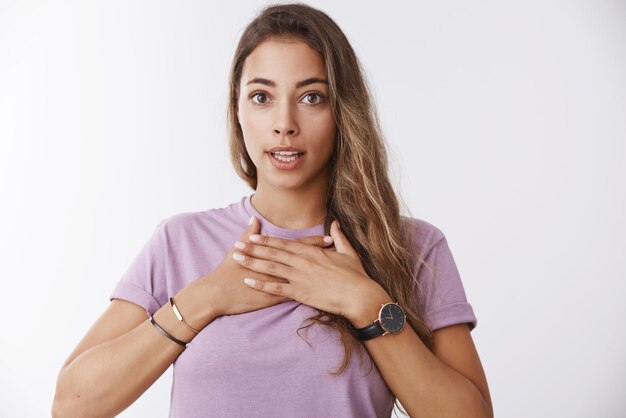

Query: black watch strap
[350,302,406,341]
[351,320,385,341]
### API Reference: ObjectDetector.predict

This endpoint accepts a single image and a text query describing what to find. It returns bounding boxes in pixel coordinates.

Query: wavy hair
[227,3,435,413]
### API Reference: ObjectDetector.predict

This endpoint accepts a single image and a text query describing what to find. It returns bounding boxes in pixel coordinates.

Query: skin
[50,40,342,417]
[232,37,494,418]
[237,37,336,230]
[53,35,492,418]
[235,35,385,332]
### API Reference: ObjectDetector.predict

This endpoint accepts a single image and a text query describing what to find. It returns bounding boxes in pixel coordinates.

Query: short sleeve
[109,220,168,317]
[417,236,478,332]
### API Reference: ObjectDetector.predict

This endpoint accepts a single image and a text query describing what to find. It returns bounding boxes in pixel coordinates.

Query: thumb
[330,220,357,256]
[239,216,260,242]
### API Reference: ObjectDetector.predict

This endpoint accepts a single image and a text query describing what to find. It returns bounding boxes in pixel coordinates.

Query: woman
[53,3,492,417]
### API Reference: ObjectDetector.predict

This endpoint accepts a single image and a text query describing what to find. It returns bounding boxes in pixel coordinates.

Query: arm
[347,288,493,418]
[53,216,311,417]
[229,221,492,417]
[52,284,214,418]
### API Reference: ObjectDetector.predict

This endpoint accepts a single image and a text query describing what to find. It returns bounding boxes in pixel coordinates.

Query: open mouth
[269,151,305,162]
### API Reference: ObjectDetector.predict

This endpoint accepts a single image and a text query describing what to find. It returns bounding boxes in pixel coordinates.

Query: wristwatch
[350,302,406,341]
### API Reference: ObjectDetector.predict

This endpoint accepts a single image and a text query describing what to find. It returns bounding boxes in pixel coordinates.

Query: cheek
[238,113,267,154]
[310,113,337,154]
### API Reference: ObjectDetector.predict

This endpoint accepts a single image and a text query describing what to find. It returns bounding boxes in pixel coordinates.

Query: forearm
[53,286,215,418]
[348,290,491,418]
[364,325,489,417]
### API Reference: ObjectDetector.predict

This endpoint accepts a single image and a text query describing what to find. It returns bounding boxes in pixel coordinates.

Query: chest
[175,302,367,381]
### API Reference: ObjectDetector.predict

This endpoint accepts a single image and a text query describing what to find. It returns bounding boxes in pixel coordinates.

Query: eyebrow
[245,77,328,88]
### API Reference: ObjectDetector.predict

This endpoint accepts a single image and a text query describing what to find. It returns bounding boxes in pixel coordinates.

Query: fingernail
[249,234,261,242]
[244,278,256,286]
[233,253,245,261]
[249,216,255,226]
[323,236,333,243]
[234,241,245,249]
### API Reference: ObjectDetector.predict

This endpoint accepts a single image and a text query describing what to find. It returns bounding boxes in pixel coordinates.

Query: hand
[231,220,387,321]
[198,216,334,318]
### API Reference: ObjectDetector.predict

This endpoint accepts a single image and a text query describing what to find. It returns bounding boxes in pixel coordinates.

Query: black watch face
[380,303,405,333]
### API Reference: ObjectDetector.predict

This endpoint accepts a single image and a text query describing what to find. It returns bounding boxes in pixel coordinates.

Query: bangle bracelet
[150,316,188,349]
[170,297,201,334]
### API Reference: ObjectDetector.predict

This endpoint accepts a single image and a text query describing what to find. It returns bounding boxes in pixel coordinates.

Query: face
[237,38,337,192]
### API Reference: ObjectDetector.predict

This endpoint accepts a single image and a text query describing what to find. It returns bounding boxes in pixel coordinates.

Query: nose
[272,101,298,137]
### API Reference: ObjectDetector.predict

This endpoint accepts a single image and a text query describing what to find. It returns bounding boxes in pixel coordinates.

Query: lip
[267,151,306,170]
[267,146,305,153]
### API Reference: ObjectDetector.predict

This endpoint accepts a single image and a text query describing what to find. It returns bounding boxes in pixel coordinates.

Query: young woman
[53,4,492,417]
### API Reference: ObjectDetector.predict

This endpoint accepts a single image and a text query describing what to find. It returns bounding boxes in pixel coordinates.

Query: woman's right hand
[196,216,333,318]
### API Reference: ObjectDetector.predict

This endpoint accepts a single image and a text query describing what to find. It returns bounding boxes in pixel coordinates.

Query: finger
[237,216,260,245]
[234,241,296,267]
[264,276,290,284]
[234,233,333,265]
[233,251,294,279]
[329,220,358,256]
[243,277,293,298]
[294,235,334,248]
[248,234,311,255]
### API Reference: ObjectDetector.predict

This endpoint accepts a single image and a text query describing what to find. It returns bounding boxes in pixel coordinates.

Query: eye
[301,92,326,105]
[249,91,270,105]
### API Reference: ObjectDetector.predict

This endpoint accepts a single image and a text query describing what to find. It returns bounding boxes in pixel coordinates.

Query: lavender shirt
[109,194,477,418]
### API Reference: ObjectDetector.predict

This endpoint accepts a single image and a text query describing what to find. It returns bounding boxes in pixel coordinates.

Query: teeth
[272,151,299,156]
[273,154,298,162]
[270,151,303,163]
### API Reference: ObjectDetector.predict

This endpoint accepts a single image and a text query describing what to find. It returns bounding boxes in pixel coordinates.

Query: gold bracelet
[170,297,200,334]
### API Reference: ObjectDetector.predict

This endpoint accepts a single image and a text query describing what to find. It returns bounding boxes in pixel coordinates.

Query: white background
[1,0,625,417]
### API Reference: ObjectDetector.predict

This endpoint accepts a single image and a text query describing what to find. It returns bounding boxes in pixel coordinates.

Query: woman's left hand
[231,220,389,321]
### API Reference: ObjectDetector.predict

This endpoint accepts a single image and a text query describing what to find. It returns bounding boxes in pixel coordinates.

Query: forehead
[241,38,326,84]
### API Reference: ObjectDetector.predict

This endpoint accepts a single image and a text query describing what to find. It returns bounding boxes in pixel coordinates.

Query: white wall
[1,0,624,416]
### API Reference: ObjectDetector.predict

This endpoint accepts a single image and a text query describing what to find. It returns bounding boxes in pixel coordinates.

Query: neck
[251,176,329,230]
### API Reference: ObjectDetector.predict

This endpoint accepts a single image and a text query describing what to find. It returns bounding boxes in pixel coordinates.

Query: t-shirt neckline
[243,193,325,239]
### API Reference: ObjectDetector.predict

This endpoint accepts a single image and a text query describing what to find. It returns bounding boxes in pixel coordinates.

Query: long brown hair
[227,3,435,411]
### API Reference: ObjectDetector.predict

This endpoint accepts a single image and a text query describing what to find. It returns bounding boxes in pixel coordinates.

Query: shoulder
[400,215,447,257]
[154,198,247,240]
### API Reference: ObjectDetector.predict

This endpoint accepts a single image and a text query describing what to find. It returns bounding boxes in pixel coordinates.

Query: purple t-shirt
[110,194,477,418]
